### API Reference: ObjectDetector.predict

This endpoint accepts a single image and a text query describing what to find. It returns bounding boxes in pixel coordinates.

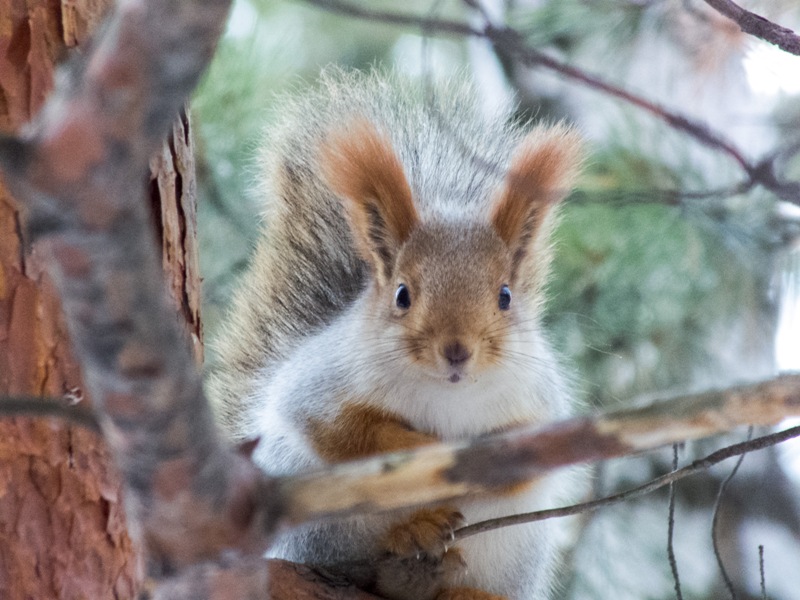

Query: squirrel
[208,69,584,600]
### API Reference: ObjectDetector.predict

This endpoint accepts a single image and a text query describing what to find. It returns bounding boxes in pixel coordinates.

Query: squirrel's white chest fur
[354,331,568,442]
[249,305,568,453]
[248,309,579,598]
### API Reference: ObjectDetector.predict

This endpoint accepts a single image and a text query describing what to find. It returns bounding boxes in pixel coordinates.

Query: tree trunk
[0,2,201,598]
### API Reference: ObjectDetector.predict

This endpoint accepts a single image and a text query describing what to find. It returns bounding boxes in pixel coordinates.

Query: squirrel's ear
[320,119,418,284]
[490,123,583,285]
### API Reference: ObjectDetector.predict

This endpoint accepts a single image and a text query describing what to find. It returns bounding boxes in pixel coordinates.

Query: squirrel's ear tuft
[320,119,418,284]
[490,123,583,284]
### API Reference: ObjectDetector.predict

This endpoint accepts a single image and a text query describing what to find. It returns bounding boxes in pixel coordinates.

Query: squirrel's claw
[382,507,466,561]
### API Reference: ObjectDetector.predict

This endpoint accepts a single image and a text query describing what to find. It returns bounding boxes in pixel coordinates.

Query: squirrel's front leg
[307,402,479,599]
[307,401,438,461]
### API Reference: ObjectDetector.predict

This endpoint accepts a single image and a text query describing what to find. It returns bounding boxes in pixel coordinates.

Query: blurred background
[192,1,800,598]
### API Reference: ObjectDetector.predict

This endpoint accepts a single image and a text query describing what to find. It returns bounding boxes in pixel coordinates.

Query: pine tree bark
[0,2,201,598]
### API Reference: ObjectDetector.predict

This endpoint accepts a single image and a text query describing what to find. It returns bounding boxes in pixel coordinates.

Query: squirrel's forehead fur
[395,223,509,294]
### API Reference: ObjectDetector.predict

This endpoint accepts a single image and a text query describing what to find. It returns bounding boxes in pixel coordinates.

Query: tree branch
[667,444,684,600]
[278,374,800,525]
[303,0,800,205]
[711,426,752,600]
[6,365,793,538]
[452,424,800,540]
[0,396,100,432]
[703,0,800,56]
[0,0,283,585]
[6,376,800,540]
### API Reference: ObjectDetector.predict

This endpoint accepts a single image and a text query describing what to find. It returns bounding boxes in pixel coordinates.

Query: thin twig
[301,0,800,204]
[300,0,753,172]
[567,181,754,206]
[703,0,800,56]
[328,0,756,212]
[759,544,766,600]
[485,25,754,174]
[667,444,684,600]
[711,426,753,600]
[453,424,800,540]
[295,0,476,36]
[0,396,100,432]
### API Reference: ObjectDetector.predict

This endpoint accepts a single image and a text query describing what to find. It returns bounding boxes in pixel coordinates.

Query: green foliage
[510,0,647,53]
[547,138,778,406]
[548,199,770,405]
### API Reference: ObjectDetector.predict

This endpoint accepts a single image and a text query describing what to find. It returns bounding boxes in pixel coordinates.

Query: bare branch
[452,424,800,540]
[300,1,749,167]
[483,26,752,172]
[8,376,800,543]
[0,0,283,581]
[0,396,100,432]
[703,0,800,56]
[280,374,800,525]
[711,426,752,600]
[302,0,800,204]
[668,444,684,600]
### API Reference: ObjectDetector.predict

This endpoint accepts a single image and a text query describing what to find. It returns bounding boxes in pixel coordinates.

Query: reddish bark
[267,560,380,600]
[0,2,201,598]
[150,111,204,364]
[152,559,382,600]
[0,0,283,590]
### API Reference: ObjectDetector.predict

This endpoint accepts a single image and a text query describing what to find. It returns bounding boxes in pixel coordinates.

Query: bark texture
[0,2,200,598]
[151,559,382,600]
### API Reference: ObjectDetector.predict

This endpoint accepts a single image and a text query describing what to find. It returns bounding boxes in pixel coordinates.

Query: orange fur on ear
[320,119,418,282]
[491,123,583,279]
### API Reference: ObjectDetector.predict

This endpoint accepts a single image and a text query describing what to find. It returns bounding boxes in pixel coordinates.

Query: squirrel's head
[321,119,582,384]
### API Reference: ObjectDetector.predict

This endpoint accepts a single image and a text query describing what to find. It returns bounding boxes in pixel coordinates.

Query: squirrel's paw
[382,507,466,560]
[435,588,508,600]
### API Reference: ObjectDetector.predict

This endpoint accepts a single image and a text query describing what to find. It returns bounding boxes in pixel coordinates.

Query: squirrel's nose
[443,341,472,366]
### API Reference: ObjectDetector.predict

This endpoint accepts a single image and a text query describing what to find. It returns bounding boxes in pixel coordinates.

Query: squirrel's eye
[395,284,411,309]
[498,285,512,311]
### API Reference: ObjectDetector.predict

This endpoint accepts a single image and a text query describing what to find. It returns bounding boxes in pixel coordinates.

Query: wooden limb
[453,423,800,540]
[0,0,283,583]
[280,374,800,524]
[146,558,381,600]
[7,383,800,548]
[703,0,800,56]
[301,0,800,204]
